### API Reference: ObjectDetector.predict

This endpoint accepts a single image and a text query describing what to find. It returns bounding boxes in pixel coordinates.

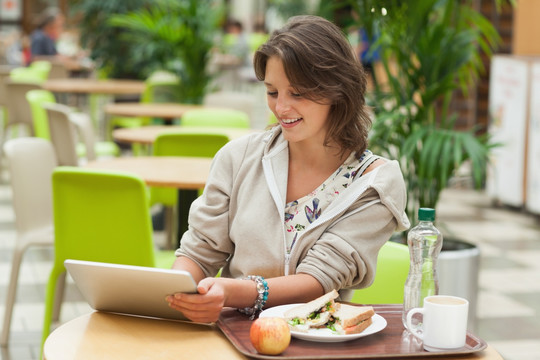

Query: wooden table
[43,311,243,360]
[105,102,205,118]
[43,308,503,360]
[113,125,254,145]
[43,78,145,95]
[43,78,146,140]
[84,156,212,189]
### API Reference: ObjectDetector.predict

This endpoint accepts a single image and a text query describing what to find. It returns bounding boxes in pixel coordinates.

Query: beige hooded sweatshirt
[176,126,410,298]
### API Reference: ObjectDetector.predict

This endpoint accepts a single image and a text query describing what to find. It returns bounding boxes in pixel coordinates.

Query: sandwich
[284,289,340,333]
[284,290,375,335]
[330,303,375,335]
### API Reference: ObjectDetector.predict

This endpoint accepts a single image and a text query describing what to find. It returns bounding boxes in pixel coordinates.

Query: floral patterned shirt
[284,150,378,255]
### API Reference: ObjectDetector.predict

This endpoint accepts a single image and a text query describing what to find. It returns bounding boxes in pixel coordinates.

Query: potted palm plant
[346,0,508,224]
[108,0,223,104]
[71,0,150,79]
[343,1,513,329]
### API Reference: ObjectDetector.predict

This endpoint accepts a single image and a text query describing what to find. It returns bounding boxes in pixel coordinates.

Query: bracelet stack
[238,275,269,320]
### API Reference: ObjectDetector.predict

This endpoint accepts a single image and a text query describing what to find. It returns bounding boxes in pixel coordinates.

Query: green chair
[350,241,410,304]
[181,108,250,128]
[150,133,229,246]
[248,32,269,52]
[25,89,56,139]
[9,66,48,83]
[30,60,52,79]
[42,167,176,349]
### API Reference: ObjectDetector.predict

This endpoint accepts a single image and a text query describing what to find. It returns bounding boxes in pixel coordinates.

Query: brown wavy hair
[253,15,371,157]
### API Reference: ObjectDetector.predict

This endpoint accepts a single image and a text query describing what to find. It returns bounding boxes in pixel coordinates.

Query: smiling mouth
[281,117,303,124]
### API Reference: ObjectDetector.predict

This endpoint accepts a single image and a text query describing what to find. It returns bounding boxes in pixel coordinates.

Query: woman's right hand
[166,277,227,323]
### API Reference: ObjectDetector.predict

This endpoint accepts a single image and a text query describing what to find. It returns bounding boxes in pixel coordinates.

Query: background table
[105,102,204,119]
[43,79,145,95]
[44,78,146,139]
[84,156,212,189]
[43,309,503,360]
[113,125,253,145]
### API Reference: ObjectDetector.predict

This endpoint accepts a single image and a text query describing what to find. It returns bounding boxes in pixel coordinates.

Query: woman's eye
[291,93,302,98]
[267,91,278,97]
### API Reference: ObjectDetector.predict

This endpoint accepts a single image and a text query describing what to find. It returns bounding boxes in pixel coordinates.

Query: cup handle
[406,308,425,341]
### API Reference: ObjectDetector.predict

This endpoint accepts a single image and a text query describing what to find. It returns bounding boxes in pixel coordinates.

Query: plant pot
[438,237,480,332]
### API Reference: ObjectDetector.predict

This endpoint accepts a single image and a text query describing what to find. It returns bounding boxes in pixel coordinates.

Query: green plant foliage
[109,0,223,104]
[346,0,509,223]
[70,0,151,79]
[267,0,312,19]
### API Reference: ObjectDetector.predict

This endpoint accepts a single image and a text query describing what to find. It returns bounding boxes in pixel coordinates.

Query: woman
[166,15,409,323]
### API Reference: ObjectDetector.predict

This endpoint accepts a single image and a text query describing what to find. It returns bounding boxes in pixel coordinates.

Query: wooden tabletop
[105,102,206,118]
[43,309,503,360]
[113,125,254,145]
[43,311,244,360]
[84,156,212,189]
[43,78,145,95]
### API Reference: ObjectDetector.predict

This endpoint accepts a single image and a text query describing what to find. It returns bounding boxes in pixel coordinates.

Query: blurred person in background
[222,19,250,66]
[30,7,65,60]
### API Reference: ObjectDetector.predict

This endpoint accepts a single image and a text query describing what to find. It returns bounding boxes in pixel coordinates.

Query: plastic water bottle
[402,207,443,330]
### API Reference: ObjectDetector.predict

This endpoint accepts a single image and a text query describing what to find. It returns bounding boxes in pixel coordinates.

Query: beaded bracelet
[238,275,269,320]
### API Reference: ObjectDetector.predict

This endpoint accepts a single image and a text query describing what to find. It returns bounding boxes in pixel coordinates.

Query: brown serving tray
[217,304,486,360]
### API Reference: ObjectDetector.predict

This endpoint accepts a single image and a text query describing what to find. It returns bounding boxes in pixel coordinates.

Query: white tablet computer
[65,259,198,322]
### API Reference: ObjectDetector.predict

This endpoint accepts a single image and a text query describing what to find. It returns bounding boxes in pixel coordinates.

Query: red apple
[249,317,291,355]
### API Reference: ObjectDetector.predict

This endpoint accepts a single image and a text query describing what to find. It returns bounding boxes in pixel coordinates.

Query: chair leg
[52,272,66,322]
[0,245,25,346]
[164,205,177,250]
[41,266,65,355]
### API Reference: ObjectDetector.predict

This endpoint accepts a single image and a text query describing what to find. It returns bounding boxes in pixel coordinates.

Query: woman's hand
[166,277,226,323]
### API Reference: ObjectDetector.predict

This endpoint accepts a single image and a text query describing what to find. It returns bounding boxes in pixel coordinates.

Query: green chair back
[150,132,229,206]
[30,60,52,78]
[248,33,269,52]
[9,66,48,83]
[181,109,250,128]
[42,167,175,347]
[350,241,410,304]
[26,89,56,139]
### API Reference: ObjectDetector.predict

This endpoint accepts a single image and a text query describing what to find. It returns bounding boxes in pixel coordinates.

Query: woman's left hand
[166,277,226,323]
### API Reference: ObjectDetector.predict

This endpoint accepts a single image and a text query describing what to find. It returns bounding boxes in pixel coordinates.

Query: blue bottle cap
[418,207,435,221]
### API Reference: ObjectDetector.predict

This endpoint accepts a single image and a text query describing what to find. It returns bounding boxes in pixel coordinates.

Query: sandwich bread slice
[331,304,375,335]
[284,289,339,333]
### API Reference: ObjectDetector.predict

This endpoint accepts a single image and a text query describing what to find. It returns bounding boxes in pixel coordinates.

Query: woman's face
[264,56,331,146]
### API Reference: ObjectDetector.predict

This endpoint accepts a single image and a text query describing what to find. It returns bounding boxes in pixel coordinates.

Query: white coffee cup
[406,295,469,352]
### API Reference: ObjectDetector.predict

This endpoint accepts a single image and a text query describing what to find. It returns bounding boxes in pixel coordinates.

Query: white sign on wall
[487,56,529,207]
[0,0,21,20]
[526,62,540,214]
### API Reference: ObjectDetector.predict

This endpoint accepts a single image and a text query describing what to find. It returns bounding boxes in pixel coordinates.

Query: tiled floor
[1,172,540,359]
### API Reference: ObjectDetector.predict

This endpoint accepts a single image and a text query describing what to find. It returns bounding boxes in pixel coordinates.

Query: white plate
[259,303,387,343]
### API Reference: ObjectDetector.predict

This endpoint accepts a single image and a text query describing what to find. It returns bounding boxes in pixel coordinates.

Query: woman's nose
[275,95,290,115]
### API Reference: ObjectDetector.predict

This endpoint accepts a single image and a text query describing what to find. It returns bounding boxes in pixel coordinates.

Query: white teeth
[281,118,302,124]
